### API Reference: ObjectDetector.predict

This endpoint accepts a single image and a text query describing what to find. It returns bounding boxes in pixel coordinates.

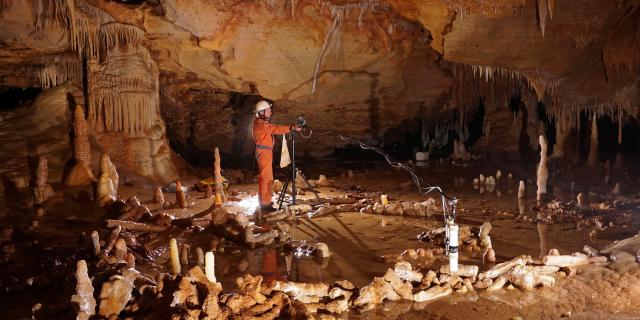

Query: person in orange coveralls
[252,100,301,212]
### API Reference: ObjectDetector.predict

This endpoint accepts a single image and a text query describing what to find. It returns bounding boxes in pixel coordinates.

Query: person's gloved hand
[291,124,303,132]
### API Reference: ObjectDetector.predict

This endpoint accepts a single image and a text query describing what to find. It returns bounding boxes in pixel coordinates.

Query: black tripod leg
[297,171,322,202]
[277,176,291,210]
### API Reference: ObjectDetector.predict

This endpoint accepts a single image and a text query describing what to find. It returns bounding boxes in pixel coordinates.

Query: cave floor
[1,157,639,319]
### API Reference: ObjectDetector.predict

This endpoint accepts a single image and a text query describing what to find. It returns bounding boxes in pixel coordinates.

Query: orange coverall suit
[253,118,292,207]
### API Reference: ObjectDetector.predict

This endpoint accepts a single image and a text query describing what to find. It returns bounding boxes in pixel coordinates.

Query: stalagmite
[195,247,204,267]
[65,105,95,186]
[205,252,216,283]
[170,238,181,275]
[34,156,54,204]
[612,182,621,195]
[154,186,164,204]
[214,147,226,205]
[484,248,496,263]
[100,227,121,259]
[175,181,187,209]
[536,135,548,201]
[479,256,530,279]
[105,220,167,232]
[543,254,589,267]
[91,231,100,257]
[506,265,555,291]
[440,264,479,278]
[479,222,493,249]
[314,243,331,258]
[180,244,190,268]
[587,115,599,166]
[97,153,118,207]
[577,193,587,208]
[71,260,96,320]
[98,274,133,318]
[125,253,135,269]
[518,181,526,198]
[486,275,508,291]
[113,238,127,261]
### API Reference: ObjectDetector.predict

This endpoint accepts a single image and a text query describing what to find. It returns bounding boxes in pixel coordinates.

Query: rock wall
[0,0,639,177]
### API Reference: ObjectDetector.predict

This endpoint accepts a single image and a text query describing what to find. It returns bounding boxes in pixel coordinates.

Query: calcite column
[536,135,548,202]
[65,105,95,186]
[214,147,225,206]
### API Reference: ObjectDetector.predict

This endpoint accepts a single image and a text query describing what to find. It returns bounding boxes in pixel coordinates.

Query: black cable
[336,134,455,201]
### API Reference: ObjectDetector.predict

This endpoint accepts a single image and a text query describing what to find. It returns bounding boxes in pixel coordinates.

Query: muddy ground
[1,157,639,319]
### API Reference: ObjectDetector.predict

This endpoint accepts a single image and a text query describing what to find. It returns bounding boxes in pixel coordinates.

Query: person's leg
[256,149,274,207]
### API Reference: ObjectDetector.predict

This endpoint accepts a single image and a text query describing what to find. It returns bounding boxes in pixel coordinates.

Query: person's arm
[266,122,294,135]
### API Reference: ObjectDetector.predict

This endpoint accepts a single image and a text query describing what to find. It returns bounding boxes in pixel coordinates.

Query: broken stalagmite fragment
[71,260,96,320]
[195,247,204,267]
[205,251,216,283]
[170,238,181,274]
[154,186,164,204]
[34,156,54,204]
[91,231,100,257]
[97,153,118,207]
[175,181,187,208]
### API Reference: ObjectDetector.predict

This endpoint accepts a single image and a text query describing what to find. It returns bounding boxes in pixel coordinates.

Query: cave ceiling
[0,0,638,120]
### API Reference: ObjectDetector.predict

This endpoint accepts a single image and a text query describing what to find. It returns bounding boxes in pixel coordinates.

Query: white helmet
[255,100,271,113]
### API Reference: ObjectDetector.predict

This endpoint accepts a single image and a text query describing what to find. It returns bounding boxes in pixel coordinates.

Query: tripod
[276,131,320,210]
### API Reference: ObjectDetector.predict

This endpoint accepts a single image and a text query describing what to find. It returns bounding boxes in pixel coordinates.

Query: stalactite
[603,1,640,80]
[36,0,75,31]
[442,0,526,17]
[450,62,532,112]
[88,46,159,133]
[38,54,81,88]
[311,7,343,94]
[537,0,548,37]
[0,0,11,16]
[99,23,145,52]
[312,0,384,93]
[547,0,555,20]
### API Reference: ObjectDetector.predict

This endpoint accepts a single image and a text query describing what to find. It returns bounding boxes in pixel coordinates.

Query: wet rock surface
[1,158,640,319]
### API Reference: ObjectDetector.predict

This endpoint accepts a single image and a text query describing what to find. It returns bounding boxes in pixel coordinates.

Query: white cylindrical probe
[449,224,459,273]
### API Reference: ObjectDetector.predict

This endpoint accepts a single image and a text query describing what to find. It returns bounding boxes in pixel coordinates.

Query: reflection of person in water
[262,249,287,284]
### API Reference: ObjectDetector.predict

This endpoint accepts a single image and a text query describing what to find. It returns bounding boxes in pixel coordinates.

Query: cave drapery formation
[0,0,639,179]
